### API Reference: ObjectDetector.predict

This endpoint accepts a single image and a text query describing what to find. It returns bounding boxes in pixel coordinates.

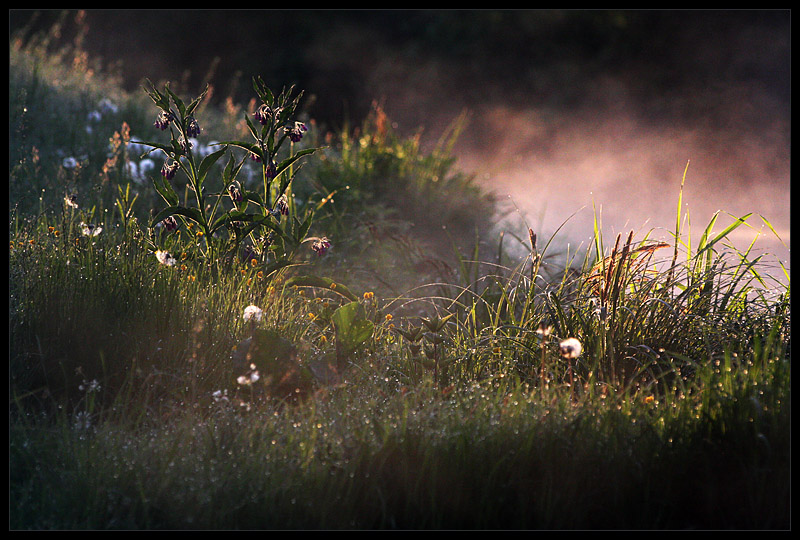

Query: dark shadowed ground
[10,9,790,275]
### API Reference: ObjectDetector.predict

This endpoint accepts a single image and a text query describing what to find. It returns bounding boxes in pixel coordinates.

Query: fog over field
[11,10,790,273]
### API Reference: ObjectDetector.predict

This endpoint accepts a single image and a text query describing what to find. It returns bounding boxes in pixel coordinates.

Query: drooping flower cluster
[275,194,289,216]
[311,237,331,257]
[285,121,308,143]
[154,109,174,130]
[254,104,282,126]
[228,183,244,204]
[162,215,179,231]
[161,159,179,179]
[186,115,201,138]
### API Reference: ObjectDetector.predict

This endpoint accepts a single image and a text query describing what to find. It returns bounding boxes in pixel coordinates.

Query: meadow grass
[9,17,790,530]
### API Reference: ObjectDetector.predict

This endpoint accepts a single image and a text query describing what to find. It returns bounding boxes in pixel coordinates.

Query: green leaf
[164,84,186,118]
[197,145,228,187]
[209,211,282,237]
[152,175,179,207]
[283,275,358,302]
[331,301,374,355]
[130,139,174,157]
[276,148,316,178]
[151,206,205,230]
[420,313,454,333]
[186,84,210,116]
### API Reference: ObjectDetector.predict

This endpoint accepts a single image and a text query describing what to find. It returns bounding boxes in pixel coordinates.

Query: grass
[9,15,790,530]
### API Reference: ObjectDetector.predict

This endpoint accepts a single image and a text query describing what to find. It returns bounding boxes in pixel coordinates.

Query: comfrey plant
[135,78,320,274]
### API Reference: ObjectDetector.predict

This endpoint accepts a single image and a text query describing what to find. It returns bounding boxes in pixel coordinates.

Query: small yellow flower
[28,239,35,245]
[385,313,393,321]
[195,230,204,237]
[266,285,275,294]
[181,264,188,271]
[257,271,264,279]
[330,282,337,290]
[319,335,328,345]
[250,258,258,267]
[644,395,655,404]
[247,278,253,286]
[48,226,55,233]
[308,312,316,320]
[187,275,196,282]
[363,291,374,300]
[240,269,247,276]
[181,252,189,260]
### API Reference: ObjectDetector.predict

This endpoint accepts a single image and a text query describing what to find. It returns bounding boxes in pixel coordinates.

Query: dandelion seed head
[243,304,264,322]
[559,337,582,359]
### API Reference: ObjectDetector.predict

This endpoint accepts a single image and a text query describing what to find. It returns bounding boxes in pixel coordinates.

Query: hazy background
[9,9,790,273]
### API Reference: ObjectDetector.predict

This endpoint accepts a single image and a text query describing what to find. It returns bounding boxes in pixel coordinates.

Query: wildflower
[536,324,552,337]
[285,121,308,142]
[254,104,281,125]
[80,222,103,237]
[644,395,655,404]
[228,183,243,203]
[212,389,229,403]
[385,313,393,322]
[64,194,79,209]
[177,134,192,153]
[250,152,262,163]
[363,291,374,300]
[78,379,101,393]
[162,215,179,231]
[62,156,79,169]
[265,159,277,179]
[311,237,331,257]
[155,249,178,266]
[186,115,201,137]
[161,160,179,179]
[243,304,264,322]
[154,109,173,130]
[237,369,260,386]
[73,411,93,431]
[275,194,289,215]
[559,338,583,359]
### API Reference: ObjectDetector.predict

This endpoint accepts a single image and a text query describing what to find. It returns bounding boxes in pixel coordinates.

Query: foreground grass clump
[10,359,790,529]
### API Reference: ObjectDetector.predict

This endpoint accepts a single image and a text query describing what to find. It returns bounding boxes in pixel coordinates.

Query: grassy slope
[9,23,790,530]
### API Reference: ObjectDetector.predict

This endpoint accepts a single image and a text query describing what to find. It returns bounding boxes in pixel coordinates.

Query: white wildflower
[80,222,103,237]
[155,249,177,266]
